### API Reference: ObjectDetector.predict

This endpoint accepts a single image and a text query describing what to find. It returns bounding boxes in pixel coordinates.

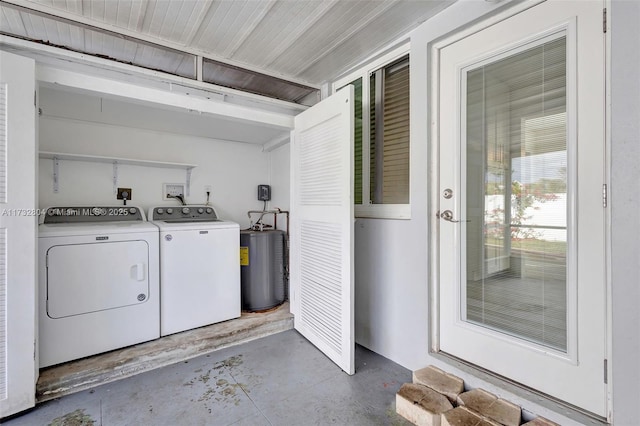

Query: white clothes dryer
[148,205,240,336]
[38,206,160,368]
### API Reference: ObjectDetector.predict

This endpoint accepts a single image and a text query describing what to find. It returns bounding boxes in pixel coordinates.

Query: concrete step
[413,365,464,403]
[396,383,454,426]
[396,365,560,426]
[441,406,501,426]
[457,388,521,426]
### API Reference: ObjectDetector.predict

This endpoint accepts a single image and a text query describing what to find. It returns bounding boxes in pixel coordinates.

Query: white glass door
[438,1,606,416]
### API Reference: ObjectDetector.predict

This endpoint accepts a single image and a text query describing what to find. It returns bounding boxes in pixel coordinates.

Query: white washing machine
[38,206,160,368]
[148,205,240,336]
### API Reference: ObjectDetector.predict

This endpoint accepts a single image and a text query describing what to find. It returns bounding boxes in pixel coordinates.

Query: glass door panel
[464,37,568,351]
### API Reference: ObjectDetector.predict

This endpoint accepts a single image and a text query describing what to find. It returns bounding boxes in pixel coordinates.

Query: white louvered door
[0,51,38,417]
[291,86,354,374]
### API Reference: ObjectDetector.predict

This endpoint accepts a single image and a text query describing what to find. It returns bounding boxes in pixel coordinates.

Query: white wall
[610,0,640,423]
[353,0,514,371]
[267,143,291,231]
[38,93,273,227]
[351,0,605,423]
[353,0,638,423]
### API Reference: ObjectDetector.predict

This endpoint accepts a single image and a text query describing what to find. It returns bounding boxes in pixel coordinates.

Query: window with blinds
[340,54,410,212]
[465,36,568,351]
[371,56,410,204]
[352,78,363,205]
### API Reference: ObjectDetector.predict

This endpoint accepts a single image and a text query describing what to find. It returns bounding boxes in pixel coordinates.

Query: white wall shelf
[39,151,196,195]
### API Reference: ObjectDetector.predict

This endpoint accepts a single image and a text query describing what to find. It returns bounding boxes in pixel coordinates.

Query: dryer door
[46,241,150,318]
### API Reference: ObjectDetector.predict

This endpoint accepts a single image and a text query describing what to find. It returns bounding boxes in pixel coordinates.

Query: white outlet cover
[163,183,185,200]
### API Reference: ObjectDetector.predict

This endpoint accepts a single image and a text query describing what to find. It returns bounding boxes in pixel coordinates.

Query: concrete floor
[6,330,413,426]
[37,302,294,403]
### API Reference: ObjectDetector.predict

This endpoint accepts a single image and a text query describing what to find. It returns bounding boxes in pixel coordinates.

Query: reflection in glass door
[464,36,568,351]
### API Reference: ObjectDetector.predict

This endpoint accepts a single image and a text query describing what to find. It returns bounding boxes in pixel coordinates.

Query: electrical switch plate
[163,183,185,200]
[117,187,132,200]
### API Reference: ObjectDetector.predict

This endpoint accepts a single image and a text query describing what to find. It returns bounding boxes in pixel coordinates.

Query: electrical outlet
[117,187,132,200]
[163,183,185,200]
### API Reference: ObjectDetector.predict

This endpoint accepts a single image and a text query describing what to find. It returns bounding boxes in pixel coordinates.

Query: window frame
[333,44,411,220]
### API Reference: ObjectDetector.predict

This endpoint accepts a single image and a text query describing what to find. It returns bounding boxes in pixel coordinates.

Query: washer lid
[39,221,159,237]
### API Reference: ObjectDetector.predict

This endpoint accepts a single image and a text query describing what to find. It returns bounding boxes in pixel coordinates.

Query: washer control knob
[197,208,204,214]
[156,208,164,215]
[206,208,213,214]
[129,207,137,214]
[166,208,174,214]
[182,207,190,215]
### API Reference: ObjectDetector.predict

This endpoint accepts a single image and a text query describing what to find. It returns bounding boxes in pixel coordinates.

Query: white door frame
[427,0,612,419]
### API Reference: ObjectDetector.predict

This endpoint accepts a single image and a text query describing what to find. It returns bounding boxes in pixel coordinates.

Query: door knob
[438,210,468,223]
[440,210,454,221]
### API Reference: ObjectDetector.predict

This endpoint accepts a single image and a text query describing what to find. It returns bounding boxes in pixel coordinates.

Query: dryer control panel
[43,206,145,224]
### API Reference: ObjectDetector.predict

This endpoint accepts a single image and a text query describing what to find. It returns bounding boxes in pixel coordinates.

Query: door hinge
[603,8,607,33]
[602,184,608,208]
[604,359,608,384]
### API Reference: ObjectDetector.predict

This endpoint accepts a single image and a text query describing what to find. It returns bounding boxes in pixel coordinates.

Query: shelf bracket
[186,167,192,196]
[52,156,60,193]
[113,161,119,194]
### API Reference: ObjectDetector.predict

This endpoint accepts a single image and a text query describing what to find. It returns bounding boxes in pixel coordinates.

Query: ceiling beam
[0,0,320,89]
[1,33,308,113]
[36,65,295,130]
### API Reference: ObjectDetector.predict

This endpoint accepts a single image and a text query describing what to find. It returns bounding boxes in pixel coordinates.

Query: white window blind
[371,56,410,204]
[465,37,568,351]
[0,84,6,204]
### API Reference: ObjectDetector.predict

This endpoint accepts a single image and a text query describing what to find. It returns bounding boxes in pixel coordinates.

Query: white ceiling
[1,0,453,87]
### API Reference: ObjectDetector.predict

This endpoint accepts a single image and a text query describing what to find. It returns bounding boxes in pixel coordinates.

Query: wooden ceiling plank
[282,0,399,77]
[222,0,278,59]
[230,0,320,67]
[0,6,27,35]
[182,0,215,46]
